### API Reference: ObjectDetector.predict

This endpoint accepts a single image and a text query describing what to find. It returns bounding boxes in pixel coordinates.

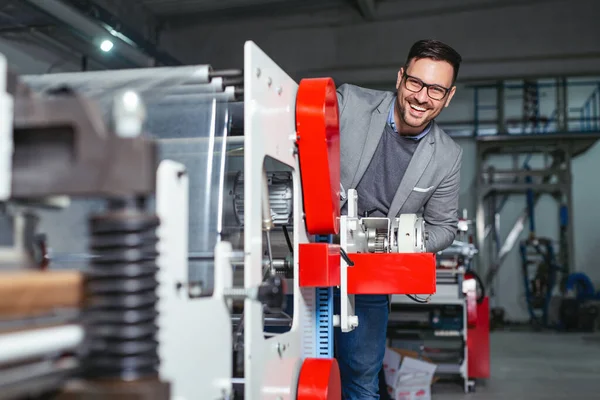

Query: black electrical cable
[282,225,293,253]
[406,294,429,304]
[340,248,354,266]
[467,270,486,304]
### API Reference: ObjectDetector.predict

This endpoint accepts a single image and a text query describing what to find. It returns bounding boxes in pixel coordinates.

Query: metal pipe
[156,136,245,146]
[164,78,224,95]
[164,87,236,102]
[0,357,78,399]
[24,0,155,67]
[210,69,243,78]
[22,65,211,87]
[466,80,600,89]
[0,325,84,365]
[231,315,292,327]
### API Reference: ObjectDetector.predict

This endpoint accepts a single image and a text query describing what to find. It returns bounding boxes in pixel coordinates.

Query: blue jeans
[334,293,389,399]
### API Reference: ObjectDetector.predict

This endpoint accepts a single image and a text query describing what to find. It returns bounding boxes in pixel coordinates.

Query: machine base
[55,378,170,400]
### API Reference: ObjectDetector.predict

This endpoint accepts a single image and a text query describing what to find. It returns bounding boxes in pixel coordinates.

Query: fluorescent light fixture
[100,39,113,52]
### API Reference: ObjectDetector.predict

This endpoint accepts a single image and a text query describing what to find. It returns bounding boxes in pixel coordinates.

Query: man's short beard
[397,97,430,130]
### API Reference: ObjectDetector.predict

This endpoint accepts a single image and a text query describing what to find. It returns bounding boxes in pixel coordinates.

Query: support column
[556,77,568,132]
[496,81,506,134]
[564,147,575,273]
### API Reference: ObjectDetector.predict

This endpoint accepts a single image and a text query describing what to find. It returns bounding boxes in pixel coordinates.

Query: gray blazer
[337,83,463,253]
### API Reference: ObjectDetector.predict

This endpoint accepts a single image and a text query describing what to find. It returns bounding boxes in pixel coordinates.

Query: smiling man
[335,39,464,399]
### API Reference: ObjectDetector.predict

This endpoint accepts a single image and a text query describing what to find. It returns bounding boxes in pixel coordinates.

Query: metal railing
[439,78,600,137]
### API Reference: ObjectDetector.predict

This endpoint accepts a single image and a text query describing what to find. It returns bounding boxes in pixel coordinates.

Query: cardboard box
[382,347,437,400]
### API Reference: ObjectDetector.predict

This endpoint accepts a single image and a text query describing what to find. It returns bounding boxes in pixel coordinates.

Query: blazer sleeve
[423,147,463,253]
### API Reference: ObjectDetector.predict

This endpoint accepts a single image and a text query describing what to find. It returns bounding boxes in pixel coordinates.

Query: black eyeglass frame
[402,72,452,100]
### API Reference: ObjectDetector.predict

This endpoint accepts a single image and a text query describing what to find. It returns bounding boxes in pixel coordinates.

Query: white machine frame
[156,160,235,399]
[243,40,316,400]
[0,53,13,201]
[155,41,317,400]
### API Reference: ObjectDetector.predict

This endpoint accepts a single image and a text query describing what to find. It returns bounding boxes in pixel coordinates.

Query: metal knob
[258,275,287,313]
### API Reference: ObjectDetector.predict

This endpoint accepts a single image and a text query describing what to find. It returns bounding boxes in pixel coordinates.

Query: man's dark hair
[405,39,462,85]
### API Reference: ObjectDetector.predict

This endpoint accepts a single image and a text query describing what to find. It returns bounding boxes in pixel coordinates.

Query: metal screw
[223,287,258,300]
[276,86,282,95]
[267,77,272,87]
[256,68,261,78]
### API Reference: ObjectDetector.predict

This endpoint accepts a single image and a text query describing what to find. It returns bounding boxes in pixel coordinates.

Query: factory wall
[161,0,600,321]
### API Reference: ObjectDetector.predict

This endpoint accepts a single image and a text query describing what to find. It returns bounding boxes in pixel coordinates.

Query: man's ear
[396,68,404,90]
[445,86,457,107]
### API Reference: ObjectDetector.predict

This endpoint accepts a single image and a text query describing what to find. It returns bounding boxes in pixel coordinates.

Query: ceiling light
[100,40,113,52]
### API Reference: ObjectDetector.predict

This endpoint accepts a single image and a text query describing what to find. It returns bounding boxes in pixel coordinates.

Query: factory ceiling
[0,0,376,71]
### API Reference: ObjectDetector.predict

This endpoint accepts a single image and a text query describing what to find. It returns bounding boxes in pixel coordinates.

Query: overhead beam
[356,0,376,20]
[74,0,160,42]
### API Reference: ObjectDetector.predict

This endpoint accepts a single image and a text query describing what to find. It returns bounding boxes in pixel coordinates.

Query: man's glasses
[403,73,450,101]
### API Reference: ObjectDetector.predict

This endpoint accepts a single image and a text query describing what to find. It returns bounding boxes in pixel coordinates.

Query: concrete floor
[432,331,600,400]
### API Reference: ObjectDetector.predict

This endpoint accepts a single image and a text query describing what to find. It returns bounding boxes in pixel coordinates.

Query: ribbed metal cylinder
[83,202,160,381]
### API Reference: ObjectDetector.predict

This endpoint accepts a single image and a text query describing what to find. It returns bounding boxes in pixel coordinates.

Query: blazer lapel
[350,94,395,189]
[387,130,435,218]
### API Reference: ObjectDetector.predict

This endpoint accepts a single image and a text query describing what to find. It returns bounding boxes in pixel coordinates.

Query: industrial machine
[0,41,437,399]
[387,216,490,393]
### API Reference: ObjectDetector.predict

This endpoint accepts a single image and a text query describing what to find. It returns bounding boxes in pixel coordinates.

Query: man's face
[395,57,456,132]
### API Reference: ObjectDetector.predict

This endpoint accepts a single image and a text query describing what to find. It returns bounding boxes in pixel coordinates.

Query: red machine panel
[467,296,491,379]
[299,250,436,295]
[297,358,341,400]
[347,253,436,295]
[299,243,341,288]
[296,78,340,235]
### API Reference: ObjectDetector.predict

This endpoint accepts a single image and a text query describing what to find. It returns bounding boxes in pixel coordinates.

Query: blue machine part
[316,288,334,357]
[524,165,536,233]
[560,205,569,228]
[520,239,560,327]
[565,272,596,301]
[315,235,335,358]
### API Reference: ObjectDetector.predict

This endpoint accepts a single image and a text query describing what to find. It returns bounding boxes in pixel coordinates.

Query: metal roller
[393,214,427,253]
[22,65,212,90]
